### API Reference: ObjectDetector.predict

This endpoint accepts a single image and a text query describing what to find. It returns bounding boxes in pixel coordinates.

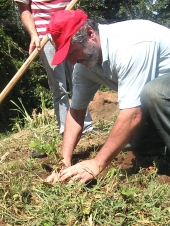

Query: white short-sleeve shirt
[71,20,170,110]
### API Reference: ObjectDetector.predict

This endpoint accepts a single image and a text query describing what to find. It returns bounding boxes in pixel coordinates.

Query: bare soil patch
[89,90,119,122]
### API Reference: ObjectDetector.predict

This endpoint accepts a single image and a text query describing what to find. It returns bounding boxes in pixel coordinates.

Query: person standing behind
[14,0,93,134]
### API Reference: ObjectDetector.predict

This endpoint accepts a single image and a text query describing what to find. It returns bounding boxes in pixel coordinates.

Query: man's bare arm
[94,107,142,169]
[17,2,40,54]
[61,107,87,166]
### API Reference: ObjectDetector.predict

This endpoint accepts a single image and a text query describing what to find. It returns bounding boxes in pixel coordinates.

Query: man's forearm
[61,108,86,166]
[17,2,41,54]
[17,3,37,38]
[94,107,142,169]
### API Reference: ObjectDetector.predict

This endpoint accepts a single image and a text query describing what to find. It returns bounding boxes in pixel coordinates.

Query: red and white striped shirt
[15,0,71,39]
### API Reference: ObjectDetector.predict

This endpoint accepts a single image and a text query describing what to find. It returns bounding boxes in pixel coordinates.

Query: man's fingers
[29,38,41,54]
[59,169,75,181]
[36,44,41,51]
[59,164,94,183]
[67,174,81,184]
[46,169,57,183]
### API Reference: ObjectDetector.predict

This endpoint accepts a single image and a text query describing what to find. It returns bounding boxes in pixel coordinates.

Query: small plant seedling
[29,140,56,158]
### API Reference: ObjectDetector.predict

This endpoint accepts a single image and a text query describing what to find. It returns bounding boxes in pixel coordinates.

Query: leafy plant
[29,140,57,158]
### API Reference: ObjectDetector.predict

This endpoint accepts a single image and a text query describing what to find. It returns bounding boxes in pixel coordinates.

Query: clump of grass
[94,119,112,132]
[99,85,116,93]
[10,92,56,132]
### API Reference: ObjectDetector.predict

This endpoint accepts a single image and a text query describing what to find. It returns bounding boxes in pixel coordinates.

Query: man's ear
[86,26,96,40]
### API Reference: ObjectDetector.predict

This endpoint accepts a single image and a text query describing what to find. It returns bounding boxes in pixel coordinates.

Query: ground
[2,90,170,185]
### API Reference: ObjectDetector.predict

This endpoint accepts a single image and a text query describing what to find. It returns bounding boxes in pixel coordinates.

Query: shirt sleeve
[71,64,100,110]
[117,41,159,109]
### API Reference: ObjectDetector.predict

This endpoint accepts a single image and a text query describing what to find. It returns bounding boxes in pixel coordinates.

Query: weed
[99,85,116,93]
[10,93,56,132]
[94,119,112,132]
[29,140,63,160]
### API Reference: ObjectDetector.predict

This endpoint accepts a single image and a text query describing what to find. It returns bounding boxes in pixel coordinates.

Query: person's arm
[57,107,142,183]
[94,107,142,167]
[61,107,87,166]
[46,107,86,183]
[16,2,41,54]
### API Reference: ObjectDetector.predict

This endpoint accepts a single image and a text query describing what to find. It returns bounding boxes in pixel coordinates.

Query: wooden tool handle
[0,0,79,104]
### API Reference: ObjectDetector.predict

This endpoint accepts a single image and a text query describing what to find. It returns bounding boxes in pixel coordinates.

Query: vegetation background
[1,0,170,133]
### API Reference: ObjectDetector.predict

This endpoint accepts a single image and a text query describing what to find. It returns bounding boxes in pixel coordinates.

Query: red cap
[46,9,88,65]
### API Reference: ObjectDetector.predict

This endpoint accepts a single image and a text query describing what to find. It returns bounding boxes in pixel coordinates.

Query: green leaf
[29,141,41,148]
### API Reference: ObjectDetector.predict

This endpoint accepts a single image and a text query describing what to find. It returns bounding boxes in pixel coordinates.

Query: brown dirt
[89,90,119,122]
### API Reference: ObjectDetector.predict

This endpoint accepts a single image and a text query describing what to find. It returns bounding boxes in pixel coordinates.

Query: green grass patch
[0,97,170,225]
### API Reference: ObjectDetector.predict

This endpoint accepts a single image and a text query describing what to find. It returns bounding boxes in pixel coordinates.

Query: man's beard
[84,42,99,68]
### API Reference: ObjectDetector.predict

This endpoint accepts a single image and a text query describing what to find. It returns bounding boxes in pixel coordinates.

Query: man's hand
[59,159,101,184]
[46,159,100,184]
[46,168,59,184]
[29,35,41,55]
[46,158,71,184]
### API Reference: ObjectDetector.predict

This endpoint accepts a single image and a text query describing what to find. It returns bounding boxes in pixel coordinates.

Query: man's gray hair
[72,19,99,45]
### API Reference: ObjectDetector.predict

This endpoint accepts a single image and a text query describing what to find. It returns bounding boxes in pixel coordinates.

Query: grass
[1,158,170,225]
[0,99,170,225]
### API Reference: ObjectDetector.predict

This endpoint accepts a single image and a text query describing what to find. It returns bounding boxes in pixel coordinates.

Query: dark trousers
[139,74,170,151]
